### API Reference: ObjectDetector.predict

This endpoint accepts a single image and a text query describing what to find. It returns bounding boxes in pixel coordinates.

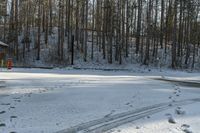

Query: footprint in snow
[132,95,137,99]
[0,111,6,114]
[14,100,21,103]
[129,105,133,107]
[175,109,185,115]
[181,124,190,128]
[13,97,21,100]
[168,116,176,124]
[10,106,15,109]
[176,106,181,110]
[10,116,17,119]
[165,113,171,116]
[125,102,130,105]
[168,103,173,107]
[27,93,32,97]
[181,124,193,133]
[10,116,17,122]
[106,129,114,133]
[56,123,60,126]
[165,113,176,124]
[175,107,186,115]
[0,123,6,127]
[1,103,11,106]
[136,126,140,129]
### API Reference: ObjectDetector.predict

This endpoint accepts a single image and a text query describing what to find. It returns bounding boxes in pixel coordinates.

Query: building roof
[0,41,8,47]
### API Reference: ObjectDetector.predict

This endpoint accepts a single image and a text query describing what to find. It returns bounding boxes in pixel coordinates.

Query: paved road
[0,81,7,99]
[154,77,200,88]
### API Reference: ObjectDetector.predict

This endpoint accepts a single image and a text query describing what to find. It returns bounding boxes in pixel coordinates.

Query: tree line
[0,0,200,69]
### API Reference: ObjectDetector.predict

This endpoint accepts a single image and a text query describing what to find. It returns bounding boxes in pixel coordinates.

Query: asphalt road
[0,81,7,99]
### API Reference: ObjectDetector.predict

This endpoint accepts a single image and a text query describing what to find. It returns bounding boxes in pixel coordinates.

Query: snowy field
[0,68,200,133]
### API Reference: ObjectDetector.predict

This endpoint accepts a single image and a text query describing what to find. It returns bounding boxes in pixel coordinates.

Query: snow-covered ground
[0,68,200,133]
[108,101,200,133]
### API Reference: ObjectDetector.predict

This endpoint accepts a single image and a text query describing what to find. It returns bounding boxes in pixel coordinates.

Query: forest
[1,1,200,132]
[0,0,200,69]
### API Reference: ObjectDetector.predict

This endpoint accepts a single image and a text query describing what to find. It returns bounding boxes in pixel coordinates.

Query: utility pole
[71,35,74,65]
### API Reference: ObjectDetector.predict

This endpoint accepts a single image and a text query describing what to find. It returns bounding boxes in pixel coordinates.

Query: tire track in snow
[56,98,200,133]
